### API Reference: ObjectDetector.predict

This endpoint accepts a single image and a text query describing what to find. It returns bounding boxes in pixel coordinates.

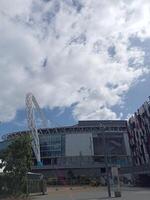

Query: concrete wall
[32,168,102,178]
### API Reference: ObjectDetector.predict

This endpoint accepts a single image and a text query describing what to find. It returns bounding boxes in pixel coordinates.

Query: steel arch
[26,93,47,165]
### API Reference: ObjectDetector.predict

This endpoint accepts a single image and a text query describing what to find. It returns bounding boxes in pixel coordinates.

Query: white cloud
[0,0,149,122]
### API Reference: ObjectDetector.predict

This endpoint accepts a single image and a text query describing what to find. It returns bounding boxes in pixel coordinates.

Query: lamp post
[101,124,111,197]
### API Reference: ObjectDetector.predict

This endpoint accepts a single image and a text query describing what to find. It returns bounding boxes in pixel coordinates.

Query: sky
[0,0,150,138]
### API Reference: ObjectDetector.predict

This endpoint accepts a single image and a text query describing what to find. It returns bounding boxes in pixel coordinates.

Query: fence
[27,172,47,195]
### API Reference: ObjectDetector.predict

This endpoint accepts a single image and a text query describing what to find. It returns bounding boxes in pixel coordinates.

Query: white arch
[26,92,47,166]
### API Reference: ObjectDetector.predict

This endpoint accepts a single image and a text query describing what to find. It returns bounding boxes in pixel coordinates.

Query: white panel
[65,133,93,156]
[123,133,131,156]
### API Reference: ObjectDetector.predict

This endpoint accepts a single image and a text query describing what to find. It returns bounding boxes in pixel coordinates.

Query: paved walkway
[31,186,150,200]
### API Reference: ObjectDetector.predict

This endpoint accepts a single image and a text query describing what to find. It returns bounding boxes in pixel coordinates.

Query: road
[31,186,150,200]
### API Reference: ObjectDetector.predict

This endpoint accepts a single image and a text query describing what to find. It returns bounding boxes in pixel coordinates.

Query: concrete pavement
[31,186,150,200]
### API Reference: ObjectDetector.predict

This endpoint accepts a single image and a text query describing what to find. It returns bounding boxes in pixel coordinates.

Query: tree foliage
[0,134,33,194]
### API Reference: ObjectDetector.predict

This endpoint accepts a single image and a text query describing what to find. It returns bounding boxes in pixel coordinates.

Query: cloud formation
[0,0,149,122]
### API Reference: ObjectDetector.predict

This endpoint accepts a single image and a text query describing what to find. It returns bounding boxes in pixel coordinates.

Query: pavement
[30,186,150,200]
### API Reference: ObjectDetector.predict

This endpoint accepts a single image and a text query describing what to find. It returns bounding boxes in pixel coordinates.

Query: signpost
[111,166,121,197]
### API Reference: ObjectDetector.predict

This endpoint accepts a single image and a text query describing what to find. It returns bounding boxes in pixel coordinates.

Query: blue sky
[0,0,150,139]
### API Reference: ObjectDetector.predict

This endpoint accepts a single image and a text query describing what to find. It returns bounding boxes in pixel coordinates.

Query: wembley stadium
[0,119,131,178]
[1,94,150,180]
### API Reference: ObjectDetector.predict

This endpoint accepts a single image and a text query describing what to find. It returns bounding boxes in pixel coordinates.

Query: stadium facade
[0,120,131,177]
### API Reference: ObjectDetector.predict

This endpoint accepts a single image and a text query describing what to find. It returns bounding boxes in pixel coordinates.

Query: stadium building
[127,99,150,166]
[0,120,131,178]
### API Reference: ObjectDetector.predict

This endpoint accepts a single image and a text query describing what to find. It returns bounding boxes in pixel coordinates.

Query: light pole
[101,124,111,197]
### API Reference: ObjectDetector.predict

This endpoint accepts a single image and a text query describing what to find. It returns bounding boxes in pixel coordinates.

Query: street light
[101,123,111,197]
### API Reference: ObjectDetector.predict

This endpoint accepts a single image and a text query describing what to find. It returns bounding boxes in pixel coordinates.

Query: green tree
[0,134,33,195]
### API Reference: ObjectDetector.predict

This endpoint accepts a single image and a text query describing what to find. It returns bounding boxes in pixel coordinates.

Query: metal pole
[102,124,111,197]
[26,174,29,197]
